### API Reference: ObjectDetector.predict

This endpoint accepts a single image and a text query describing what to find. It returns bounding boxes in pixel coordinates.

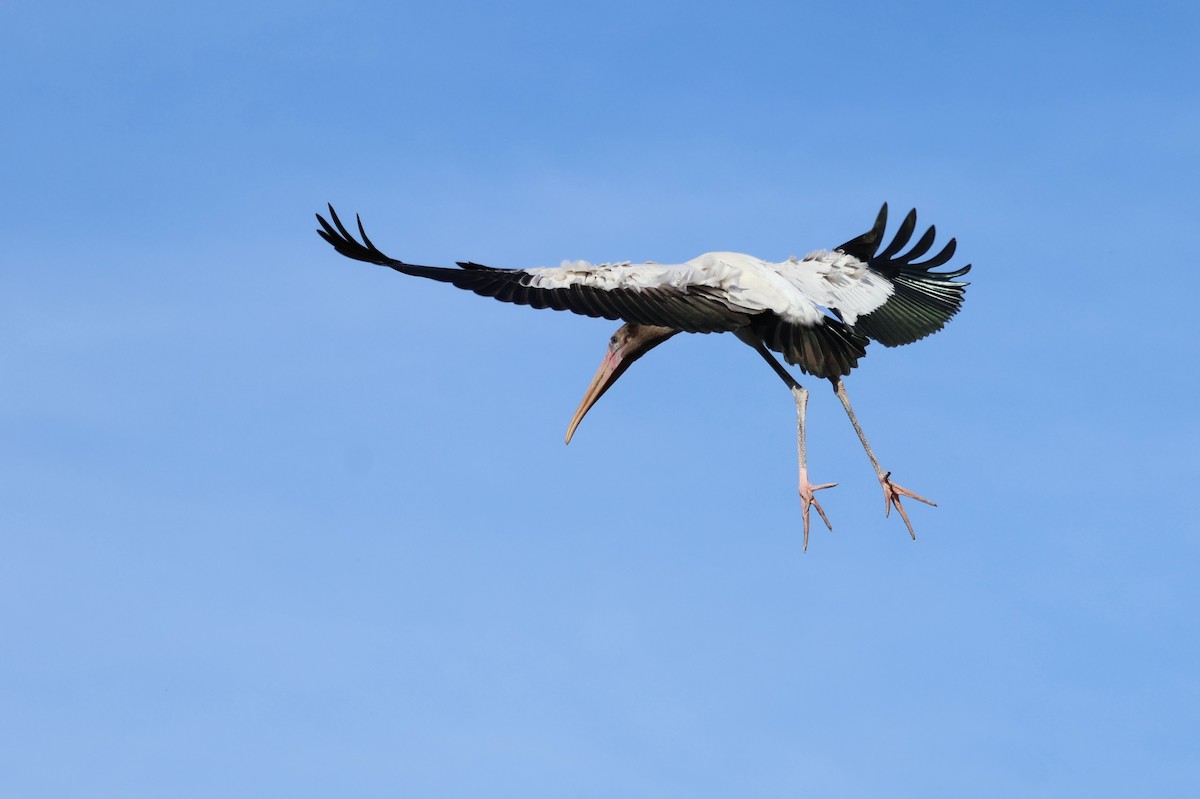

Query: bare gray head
[565,323,679,444]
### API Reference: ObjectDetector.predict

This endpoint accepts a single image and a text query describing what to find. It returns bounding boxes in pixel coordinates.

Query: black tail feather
[752,315,869,379]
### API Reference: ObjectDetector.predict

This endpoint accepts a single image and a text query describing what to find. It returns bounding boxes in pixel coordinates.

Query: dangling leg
[787,380,837,550]
[831,377,935,539]
[737,331,836,549]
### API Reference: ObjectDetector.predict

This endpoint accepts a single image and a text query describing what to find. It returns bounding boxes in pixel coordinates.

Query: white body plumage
[525,250,895,328]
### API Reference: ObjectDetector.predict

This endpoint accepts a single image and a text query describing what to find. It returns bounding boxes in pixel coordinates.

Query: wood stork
[316,204,970,548]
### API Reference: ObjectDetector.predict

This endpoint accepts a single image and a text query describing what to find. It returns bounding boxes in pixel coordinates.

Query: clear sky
[2,0,1198,796]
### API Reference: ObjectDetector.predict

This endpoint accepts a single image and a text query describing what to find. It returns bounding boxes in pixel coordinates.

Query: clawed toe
[880,472,936,540]
[798,480,837,551]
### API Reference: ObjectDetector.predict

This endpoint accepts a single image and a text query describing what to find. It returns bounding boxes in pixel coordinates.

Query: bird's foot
[879,472,936,540]
[798,478,837,551]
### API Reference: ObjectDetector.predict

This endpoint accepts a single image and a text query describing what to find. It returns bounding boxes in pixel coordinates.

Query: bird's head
[565,323,679,444]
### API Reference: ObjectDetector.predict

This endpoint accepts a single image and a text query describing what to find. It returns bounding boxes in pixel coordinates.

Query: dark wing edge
[315,205,750,334]
[751,314,869,379]
[835,204,972,347]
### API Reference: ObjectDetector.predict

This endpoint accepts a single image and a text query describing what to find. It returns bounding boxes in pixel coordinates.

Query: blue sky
[2,0,1198,796]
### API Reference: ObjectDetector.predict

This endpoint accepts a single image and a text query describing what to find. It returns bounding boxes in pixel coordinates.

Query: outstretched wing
[834,204,972,347]
[316,206,751,334]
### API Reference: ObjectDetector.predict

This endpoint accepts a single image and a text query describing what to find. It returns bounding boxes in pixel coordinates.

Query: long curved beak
[565,324,678,444]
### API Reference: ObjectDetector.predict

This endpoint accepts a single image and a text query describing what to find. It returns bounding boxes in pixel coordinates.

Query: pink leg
[832,378,935,539]
[737,331,836,549]
[789,383,837,551]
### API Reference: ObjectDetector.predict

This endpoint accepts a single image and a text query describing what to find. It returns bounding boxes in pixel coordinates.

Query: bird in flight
[316,204,970,548]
